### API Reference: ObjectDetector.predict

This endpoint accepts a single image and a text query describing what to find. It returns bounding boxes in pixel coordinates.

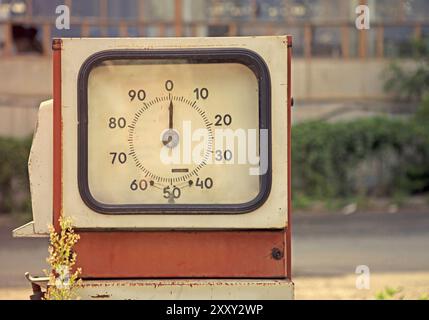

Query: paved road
[293,210,429,277]
[0,217,48,288]
[0,210,428,288]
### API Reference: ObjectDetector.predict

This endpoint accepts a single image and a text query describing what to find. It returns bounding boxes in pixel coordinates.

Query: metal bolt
[271,248,284,260]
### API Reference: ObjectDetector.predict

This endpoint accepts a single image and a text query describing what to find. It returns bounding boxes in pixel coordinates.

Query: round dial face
[78,50,271,213]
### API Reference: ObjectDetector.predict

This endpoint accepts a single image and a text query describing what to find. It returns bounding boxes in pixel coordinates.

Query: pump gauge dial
[78,49,271,214]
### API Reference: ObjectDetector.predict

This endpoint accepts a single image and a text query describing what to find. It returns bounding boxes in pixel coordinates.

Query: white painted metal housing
[60,36,289,230]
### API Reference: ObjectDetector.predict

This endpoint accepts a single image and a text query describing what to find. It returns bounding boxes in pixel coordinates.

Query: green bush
[415,94,429,124]
[0,136,31,213]
[292,117,429,200]
[383,38,429,101]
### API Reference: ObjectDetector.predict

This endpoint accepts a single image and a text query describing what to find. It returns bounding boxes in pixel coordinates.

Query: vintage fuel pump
[14,36,293,300]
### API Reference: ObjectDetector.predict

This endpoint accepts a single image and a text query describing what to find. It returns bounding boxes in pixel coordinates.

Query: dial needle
[168,100,173,129]
[162,100,174,146]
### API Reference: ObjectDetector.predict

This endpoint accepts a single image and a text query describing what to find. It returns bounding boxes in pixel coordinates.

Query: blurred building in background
[0,0,428,137]
[0,0,428,58]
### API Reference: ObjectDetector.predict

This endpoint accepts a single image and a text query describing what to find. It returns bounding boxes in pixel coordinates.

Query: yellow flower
[44,216,82,300]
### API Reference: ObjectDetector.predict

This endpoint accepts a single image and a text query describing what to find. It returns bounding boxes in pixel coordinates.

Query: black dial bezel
[77,48,272,215]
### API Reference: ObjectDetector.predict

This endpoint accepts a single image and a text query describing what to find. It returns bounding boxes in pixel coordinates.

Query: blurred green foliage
[375,287,429,300]
[415,94,429,123]
[375,287,404,300]
[289,38,427,208]
[0,136,31,214]
[292,117,429,202]
[384,39,429,101]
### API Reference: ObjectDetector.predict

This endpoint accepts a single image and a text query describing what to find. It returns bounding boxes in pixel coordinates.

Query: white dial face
[80,51,270,213]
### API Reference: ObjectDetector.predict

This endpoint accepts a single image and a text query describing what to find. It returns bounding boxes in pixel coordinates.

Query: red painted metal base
[75,230,287,278]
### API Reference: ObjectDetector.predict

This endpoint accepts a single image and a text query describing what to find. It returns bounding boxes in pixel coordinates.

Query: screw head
[271,248,284,260]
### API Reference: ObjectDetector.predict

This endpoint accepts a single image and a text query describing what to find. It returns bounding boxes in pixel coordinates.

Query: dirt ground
[295,272,429,300]
[0,287,30,300]
[1,272,428,300]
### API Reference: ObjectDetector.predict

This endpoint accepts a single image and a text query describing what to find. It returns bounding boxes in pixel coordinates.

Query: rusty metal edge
[286,35,293,280]
[53,38,62,231]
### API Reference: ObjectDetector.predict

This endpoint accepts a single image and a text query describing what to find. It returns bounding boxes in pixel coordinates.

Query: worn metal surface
[31,99,53,235]
[60,36,289,229]
[75,230,286,278]
[13,99,53,237]
[286,35,293,279]
[53,40,62,232]
[12,221,42,238]
[77,279,294,300]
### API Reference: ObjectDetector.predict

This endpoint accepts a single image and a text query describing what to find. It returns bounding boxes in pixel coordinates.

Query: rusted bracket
[25,272,49,300]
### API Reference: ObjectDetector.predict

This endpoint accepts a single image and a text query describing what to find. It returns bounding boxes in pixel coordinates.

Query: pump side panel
[75,230,286,278]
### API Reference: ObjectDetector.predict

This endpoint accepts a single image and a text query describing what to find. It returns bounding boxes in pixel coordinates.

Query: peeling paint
[91,294,111,299]
[77,279,294,300]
